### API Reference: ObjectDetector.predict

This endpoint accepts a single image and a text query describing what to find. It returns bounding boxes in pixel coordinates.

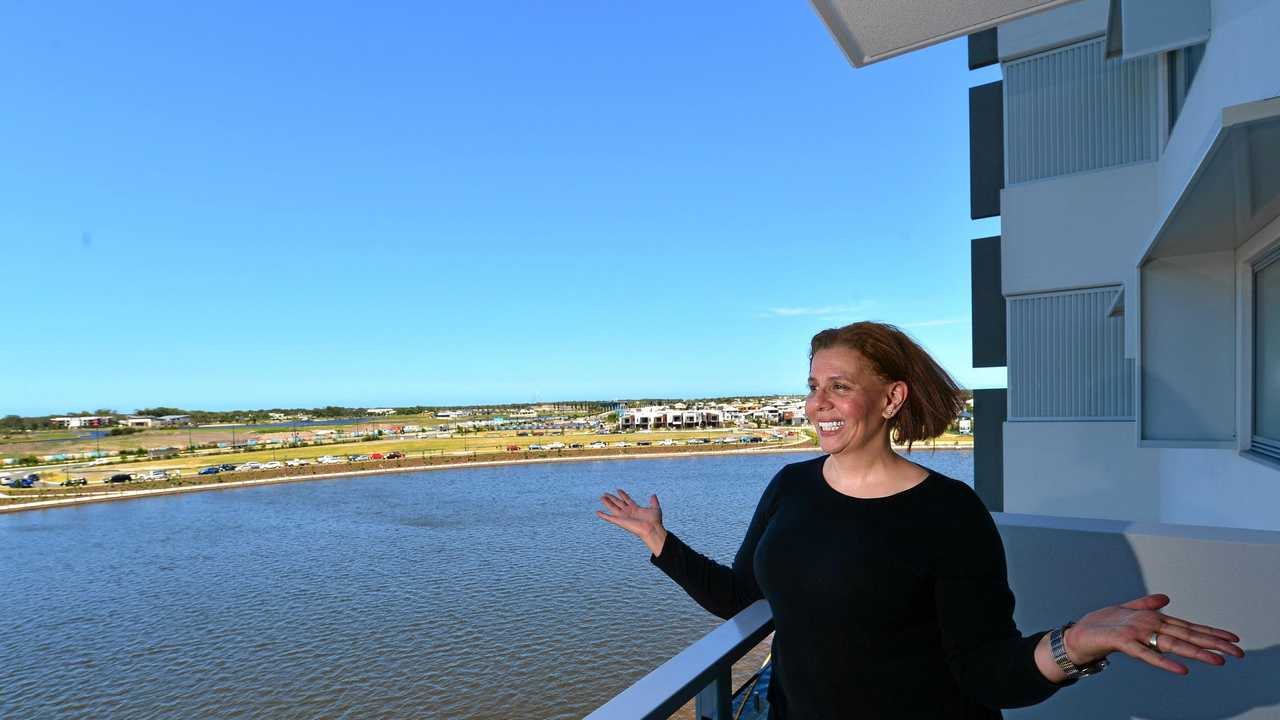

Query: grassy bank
[0,440,817,510]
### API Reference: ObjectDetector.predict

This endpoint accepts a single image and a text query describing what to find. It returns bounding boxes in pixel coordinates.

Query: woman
[596,321,1243,718]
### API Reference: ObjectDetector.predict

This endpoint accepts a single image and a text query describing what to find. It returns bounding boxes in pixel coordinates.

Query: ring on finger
[1147,631,1161,652]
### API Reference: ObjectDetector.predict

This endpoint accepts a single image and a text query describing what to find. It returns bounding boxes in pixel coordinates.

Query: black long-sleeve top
[651,456,1070,718]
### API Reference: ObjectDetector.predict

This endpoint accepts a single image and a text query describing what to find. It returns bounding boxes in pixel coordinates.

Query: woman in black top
[597,321,1243,718]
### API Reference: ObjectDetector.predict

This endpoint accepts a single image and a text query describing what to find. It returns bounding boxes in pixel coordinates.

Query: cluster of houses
[49,414,193,429]
[619,399,808,431]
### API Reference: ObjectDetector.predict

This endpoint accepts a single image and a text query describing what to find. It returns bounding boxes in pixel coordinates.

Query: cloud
[760,303,871,318]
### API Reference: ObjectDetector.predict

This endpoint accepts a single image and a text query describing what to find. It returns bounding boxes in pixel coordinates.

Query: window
[1254,248,1280,460]
[1167,42,1206,133]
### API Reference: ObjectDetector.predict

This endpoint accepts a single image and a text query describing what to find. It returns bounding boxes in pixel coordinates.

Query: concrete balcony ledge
[996,512,1280,719]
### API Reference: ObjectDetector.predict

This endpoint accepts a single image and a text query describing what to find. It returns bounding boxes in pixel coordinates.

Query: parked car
[107,473,132,483]
[386,451,404,459]
[261,461,284,469]
[749,436,763,443]
[506,444,520,452]
[0,474,14,487]
[61,476,88,487]
[657,439,675,446]
[686,438,705,445]
[528,444,545,451]
[569,443,583,449]
[612,441,631,448]
[237,462,262,472]
[198,466,221,475]
[369,453,385,460]
[285,458,311,467]
[219,463,237,472]
[588,441,607,449]
[636,441,652,447]
[317,455,342,464]
[351,455,371,462]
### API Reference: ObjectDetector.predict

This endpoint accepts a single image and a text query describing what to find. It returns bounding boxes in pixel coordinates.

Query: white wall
[1004,421,1161,521]
[1157,449,1280,531]
[1157,0,1280,220]
[1002,162,1159,297]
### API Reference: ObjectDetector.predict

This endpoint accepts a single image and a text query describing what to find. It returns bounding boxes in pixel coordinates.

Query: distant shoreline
[0,440,972,514]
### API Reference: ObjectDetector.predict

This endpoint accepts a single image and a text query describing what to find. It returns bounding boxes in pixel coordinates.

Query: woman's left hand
[1064,594,1244,675]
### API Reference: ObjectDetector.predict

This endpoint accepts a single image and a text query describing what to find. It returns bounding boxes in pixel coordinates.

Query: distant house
[125,415,191,429]
[957,412,973,435]
[366,408,396,416]
[50,416,116,429]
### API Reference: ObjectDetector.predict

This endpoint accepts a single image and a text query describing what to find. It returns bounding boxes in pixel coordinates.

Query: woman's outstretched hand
[1061,594,1244,676]
[596,488,668,556]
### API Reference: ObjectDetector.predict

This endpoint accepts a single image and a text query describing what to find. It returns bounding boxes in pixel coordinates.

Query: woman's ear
[883,381,908,418]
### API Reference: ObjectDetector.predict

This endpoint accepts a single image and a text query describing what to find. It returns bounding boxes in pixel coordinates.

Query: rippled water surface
[1,449,971,719]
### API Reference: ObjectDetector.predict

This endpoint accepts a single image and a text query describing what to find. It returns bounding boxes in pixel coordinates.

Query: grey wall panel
[1004,37,1158,184]
[973,388,1007,512]
[1119,0,1210,60]
[971,236,1007,368]
[970,81,1004,219]
[968,28,999,70]
[1008,286,1133,419]
[1140,251,1236,443]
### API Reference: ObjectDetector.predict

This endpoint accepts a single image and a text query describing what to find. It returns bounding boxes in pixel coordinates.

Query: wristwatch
[1050,622,1109,678]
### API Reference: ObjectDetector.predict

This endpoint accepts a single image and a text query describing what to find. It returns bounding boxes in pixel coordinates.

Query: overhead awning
[809,0,1078,67]
[1141,96,1280,262]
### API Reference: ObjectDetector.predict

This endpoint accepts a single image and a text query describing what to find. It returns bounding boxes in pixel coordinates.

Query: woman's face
[806,346,898,455]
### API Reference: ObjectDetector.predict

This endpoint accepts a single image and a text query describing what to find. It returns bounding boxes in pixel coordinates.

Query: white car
[612,441,631,448]
[657,439,675,447]
[588,441,607,449]
[262,461,284,469]
[286,458,311,467]
[317,455,342,464]
[545,442,566,450]
[237,462,262,471]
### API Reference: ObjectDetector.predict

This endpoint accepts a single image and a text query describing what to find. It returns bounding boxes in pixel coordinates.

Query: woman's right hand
[596,488,668,556]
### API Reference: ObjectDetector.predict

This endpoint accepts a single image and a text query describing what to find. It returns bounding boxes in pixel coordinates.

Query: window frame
[1238,216,1280,468]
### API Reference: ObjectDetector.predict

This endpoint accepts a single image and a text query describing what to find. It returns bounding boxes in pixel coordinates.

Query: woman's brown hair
[809,321,964,449]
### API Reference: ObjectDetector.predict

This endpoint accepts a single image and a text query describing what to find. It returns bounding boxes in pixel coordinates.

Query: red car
[370,453,385,460]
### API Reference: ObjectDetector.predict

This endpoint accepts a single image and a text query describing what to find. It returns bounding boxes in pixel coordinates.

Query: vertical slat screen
[1004,37,1158,184]
[1008,286,1133,420]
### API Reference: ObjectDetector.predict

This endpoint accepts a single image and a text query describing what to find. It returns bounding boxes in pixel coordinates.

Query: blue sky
[2,1,1003,415]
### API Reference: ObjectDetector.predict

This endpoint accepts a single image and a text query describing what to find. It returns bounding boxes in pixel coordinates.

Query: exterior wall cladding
[993,0,1280,532]
[1007,287,1132,420]
[1003,37,1158,184]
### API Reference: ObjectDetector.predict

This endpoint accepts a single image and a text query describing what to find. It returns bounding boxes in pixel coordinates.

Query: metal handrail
[586,600,774,720]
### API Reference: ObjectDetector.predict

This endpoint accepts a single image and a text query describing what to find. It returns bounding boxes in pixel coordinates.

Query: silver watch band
[1050,622,1109,678]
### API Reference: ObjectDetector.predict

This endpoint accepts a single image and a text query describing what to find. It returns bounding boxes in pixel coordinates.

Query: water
[0,449,971,719]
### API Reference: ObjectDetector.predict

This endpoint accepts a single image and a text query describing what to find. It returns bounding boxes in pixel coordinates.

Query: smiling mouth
[817,420,845,433]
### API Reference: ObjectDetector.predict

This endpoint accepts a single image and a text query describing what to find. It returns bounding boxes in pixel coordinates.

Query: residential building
[592,2,1279,717]
[49,416,115,429]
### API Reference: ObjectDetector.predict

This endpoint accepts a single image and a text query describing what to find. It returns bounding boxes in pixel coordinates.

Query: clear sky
[2,1,1004,416]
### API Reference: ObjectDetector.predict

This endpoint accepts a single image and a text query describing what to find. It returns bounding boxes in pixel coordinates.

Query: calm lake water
[1,449,972,719]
